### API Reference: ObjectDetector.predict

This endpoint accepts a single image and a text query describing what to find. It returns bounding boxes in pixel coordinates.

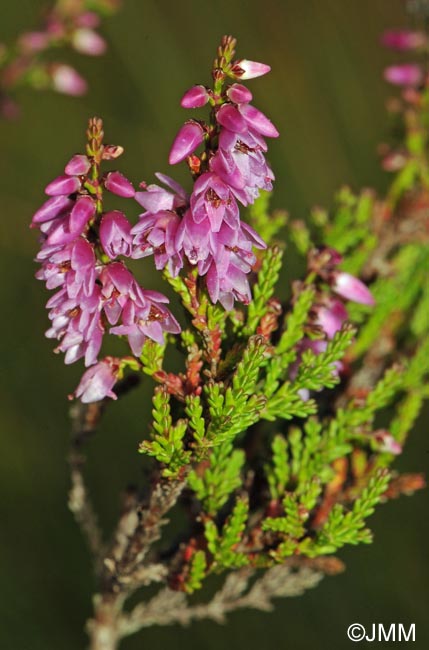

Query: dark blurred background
[1,0,428,648]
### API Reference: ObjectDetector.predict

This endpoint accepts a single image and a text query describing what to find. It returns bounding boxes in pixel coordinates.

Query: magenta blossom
[100,211,133,259]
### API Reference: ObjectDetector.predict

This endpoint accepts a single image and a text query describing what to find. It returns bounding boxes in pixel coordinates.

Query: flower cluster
[31,118,179,400]
[131,36,278,309]
[0,0,120,118]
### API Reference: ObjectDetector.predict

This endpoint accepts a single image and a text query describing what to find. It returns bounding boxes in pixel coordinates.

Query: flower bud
[332,272,375,306]
[169,122,204,165]
[104,171,135,197]
[65,154,91,176]
[45,175,81,196]
[216,104,248,133]
[69,196,96,232]
[384,64,423,87]
[51,65,87,96]
[181,85,209,108]
[226,83,253,104]
[31,195,73,226]
[232,59,271,80]
[72,28,107,56]
[381,30,425,51]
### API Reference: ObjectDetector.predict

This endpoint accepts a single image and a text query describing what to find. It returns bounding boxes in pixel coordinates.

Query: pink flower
[73,358,121,403]
[100,211,133,259]
[314,298,349,339]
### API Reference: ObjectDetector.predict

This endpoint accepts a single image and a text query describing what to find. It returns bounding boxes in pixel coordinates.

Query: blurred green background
[1,0,428,648]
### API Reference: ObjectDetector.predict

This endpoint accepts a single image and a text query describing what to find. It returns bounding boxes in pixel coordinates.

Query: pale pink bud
[332,272,375,306]
[232,59,271,80]
[169,121,204,165]
[45,175,81,196]
[381,30,425,51]
[384,64,423,87]
[104,171,135,197]
[51,65,87,96]
[72,28,107,56]
[181,85,209,108]
[226,83,253,104]
[65,154,91,176]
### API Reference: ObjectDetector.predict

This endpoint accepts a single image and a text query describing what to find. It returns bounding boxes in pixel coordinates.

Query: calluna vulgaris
[31,22,428,650]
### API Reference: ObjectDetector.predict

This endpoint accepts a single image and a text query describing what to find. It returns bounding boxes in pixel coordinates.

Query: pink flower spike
[169,122,204,165]
[233,59,271,80]
[226,83,253,104]
[45,175,81,196]
[100,211,133,259]
[72,28,107,56]
[239,103,279,138]
[181,85,209,108]
[104,171,135,198]
[332,272,375,306]
[384,64,423,87]
[65,154,91,176]
[73,358,120,403]
[51,65,88,96]
[381,30,425,51]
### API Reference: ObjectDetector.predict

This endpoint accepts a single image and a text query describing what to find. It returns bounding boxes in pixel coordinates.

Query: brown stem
[87,593,125,650]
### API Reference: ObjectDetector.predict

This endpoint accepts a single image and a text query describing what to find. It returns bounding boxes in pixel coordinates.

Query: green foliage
[266,435,289,500]
[244,246,283,336]
[264,286,315,398]
[205,336,268,444]
[139,387,191,478]
[205,498,249,570]
[184,551,207,594]
[140,339,165,376]
[314,470,391,553]
[188,442,245,515]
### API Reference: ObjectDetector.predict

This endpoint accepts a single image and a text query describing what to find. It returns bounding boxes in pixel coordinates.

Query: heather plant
[30,19,428,650]
[0,0,120,118]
